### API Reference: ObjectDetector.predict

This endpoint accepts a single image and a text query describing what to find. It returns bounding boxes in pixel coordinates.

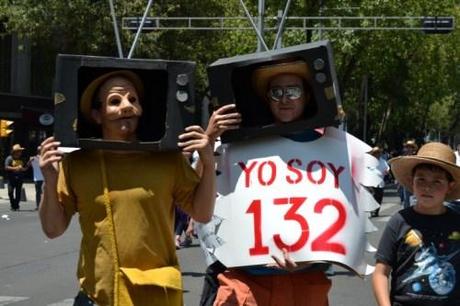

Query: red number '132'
[246,197,346,256]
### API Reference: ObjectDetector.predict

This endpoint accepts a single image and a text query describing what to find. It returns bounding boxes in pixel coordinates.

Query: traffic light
[0,120,13,137]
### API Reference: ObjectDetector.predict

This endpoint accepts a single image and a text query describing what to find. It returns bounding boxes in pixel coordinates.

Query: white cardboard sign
[210,127,371,275]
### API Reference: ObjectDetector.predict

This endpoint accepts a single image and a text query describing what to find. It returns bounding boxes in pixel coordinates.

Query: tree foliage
[0,0,458,147]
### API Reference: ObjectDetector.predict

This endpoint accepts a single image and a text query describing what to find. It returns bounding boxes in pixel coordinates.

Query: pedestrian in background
[398,139,418,208]
[365,146,390,217]
[174,206,193,249]
[29,146,44,210]
[372,142,460,306]
[455,144,460,165]
[4,144,29,211]
[447,144,460,212]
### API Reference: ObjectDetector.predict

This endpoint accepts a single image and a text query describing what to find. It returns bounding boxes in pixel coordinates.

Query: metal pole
[239,0,268,51]
[128,0,154,59]
[273,0,293,49]
[257,0,265,52]
[109,0,124,58]
[318,0,324,40]
[363,75,368,142]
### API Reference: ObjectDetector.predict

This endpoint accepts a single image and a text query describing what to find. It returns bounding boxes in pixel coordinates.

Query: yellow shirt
[58,150,199,306]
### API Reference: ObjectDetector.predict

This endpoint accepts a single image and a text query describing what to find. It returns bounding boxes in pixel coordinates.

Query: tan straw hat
[368,146,382,154]
[11,144,25,152]
[80,70,144,123]
[252,60,310,99]
[389,142,460,200]
[404,139,418,150]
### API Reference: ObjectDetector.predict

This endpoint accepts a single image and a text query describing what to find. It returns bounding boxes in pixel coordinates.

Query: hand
[267,248,311,272]
[206,104,241,141]
[178,126,213,165]
[185,219,195,237]
[267,248,298,272]
[39,137,64,182]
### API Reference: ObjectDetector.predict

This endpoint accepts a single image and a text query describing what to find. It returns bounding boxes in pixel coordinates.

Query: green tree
[0,0,458,147]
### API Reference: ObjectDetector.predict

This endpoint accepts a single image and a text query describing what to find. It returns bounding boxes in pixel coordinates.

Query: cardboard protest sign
[204,127,371,275]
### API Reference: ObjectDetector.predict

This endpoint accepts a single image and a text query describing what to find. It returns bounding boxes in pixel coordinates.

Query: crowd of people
[2,58,460,306]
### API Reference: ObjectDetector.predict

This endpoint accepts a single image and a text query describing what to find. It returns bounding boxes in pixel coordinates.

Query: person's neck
[413,203,447,215]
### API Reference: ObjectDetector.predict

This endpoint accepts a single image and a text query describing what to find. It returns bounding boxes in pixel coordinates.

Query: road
[0,183,401,306]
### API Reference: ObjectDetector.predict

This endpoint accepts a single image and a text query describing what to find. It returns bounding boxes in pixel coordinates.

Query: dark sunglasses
[268,86,303,102]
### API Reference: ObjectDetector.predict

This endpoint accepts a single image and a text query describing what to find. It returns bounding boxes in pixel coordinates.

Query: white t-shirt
[455,151,460,166]
[363,154,389,188]
[30,156,43,182]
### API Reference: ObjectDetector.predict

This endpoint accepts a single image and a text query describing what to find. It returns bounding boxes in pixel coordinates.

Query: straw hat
[389,142,460,200]
[11,144,25,152]
[404,139,418,150]
[368,146,382,155]
[252,60,310,99]
[80,70,144,123]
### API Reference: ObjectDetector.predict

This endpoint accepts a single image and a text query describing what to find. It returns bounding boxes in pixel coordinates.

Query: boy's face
[266,74,309,124]
[412,168,454,212]
[91,76,143,141]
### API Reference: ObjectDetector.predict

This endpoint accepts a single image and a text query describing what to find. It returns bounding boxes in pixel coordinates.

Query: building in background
[0,32,53,178]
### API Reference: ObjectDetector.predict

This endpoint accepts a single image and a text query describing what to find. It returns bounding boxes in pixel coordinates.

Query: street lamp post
[257,0,265,52]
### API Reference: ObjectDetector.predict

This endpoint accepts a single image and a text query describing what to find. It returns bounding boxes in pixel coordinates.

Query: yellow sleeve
[57,155,77,221]
[173,153,200,215]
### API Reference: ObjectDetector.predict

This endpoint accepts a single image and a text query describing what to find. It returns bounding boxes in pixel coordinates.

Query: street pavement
[0,183,402,306]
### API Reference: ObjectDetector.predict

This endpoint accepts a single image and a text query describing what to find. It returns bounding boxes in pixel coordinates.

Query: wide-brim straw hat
[252,60,310,99]
[11,144,25,152]
[389,142,460,200]
[80,70,144,123]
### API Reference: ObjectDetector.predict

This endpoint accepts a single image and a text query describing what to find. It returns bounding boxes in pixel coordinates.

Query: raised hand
[39,137,64,182]
[206,104,241,141]
[178,125,213,165]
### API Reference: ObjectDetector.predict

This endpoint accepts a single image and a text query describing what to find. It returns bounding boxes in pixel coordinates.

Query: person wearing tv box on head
[39,69,216,306]
[196,45,376,306]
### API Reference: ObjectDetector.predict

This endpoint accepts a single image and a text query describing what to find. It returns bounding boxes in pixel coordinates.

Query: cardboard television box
[207,40,342,143]
[54,55,196,151]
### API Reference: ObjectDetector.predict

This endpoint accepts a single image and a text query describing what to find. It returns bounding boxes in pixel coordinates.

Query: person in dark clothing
[372,142,460,306]
[4,144,29,211]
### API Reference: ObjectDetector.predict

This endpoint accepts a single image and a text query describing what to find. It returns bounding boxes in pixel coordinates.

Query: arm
[195,104,241,176]
[38,137,70,239]
[178,105,241,222]
[4,157,23,172]
[178,125,215,223]
[25,157,33,169]
[186,218,195,237]
[372,261,392,306]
